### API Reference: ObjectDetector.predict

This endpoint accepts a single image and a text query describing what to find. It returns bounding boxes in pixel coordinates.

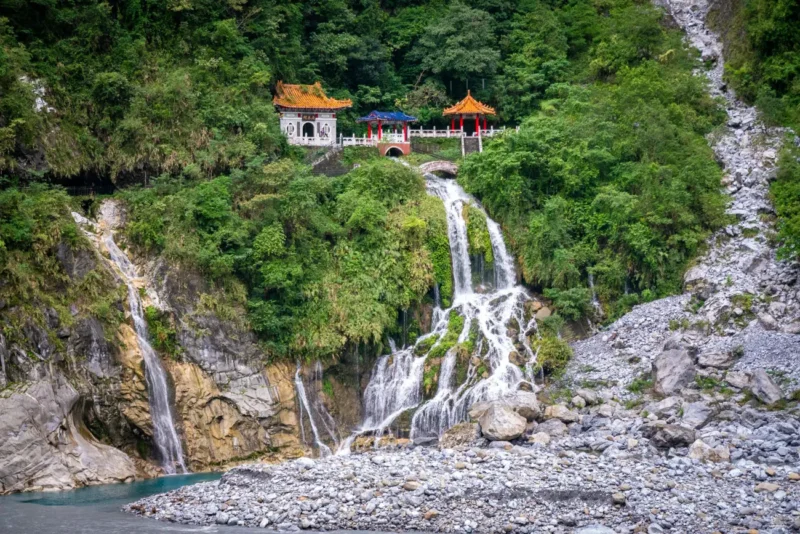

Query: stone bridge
[419,160,459,176]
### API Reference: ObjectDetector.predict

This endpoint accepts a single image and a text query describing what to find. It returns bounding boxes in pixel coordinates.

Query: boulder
[478,405,527,441]
[749,370,783,405]
[575,388,600,405]
[782,321,800,335]
[649,424,696,449]
[535,307,552,319]
[688,439,730,463]
[596,403,615,418]
[469,391,540,423]
[684,265,714,299]
[439,422,480,449]
[681,402,713,429]
[725,370,750,390]
[646,396,682,418]
[537,418,568,437]
[503,391,541,421]
[571,395,586,409]
[652,349,696,395]
[543,404,580,423]
[758,313,778,331]
[697,351,734,369]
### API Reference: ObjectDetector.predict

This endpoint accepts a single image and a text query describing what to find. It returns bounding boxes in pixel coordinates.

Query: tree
[408,4,500,84]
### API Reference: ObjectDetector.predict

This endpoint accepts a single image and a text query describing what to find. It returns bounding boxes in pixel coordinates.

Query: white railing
[340,136,378,147]
[287,136,337,147]
[409,127,463,138]
[288,126,520,148]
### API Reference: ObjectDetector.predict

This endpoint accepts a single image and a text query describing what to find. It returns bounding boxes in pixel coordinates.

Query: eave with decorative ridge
[443,90,496,116]
[273,81,353,111]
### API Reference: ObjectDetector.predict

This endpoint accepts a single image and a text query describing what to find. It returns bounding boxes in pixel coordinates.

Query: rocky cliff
[0,199,306,494]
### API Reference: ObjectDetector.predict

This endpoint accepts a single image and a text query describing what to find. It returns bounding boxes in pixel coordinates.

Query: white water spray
[294,364,338,457]
[340,172,540,451]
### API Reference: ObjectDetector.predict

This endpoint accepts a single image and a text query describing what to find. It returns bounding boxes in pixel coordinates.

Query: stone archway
[419,160,459,176]
[385,147,404,157]
[302,123,315,138]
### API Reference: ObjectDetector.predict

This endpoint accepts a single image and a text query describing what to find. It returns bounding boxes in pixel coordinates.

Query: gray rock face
[749,370,783,405]
[652,350,696,395]
[0,377,136,494]
[69,318,119,379]
[478,405,526,441]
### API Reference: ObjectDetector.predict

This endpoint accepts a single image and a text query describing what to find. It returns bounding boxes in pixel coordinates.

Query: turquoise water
[5,472,221,507]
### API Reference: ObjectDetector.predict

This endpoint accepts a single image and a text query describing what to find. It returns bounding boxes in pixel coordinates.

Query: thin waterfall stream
[337,171,540,453]
[72,211,187,474]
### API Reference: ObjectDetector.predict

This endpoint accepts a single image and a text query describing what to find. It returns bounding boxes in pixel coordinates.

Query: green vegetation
[463,205,493,264]
[428,311,465,360]
[710,0,800,130]
[771,145,800,259]
[121,159,449,360]
[0,0,741,362]
[0,186,123,354]
[460,0,727,322]
[532,335,572,377]
[627,375,654,393]
[144,306,179,359]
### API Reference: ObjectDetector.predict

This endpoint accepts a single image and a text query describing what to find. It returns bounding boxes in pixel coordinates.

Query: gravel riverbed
[126,441,800,533]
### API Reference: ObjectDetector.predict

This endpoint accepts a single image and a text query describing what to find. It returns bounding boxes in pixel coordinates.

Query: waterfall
[588,272,603,316]
[340,172,539,451]
[92,223,187,474]
[294,365,333,457]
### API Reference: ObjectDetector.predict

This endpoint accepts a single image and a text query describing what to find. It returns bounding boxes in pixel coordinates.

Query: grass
[627,375,654,394]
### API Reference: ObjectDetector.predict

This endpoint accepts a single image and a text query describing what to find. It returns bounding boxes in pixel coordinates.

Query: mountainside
[0,0,799,506]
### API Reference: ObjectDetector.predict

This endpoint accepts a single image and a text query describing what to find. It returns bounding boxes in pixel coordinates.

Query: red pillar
[368,122,372,139]
[377,120,382,140]
[459,115,464,131]
[475,115,480,136]
[403,122,408,142]
[451,117,455,130]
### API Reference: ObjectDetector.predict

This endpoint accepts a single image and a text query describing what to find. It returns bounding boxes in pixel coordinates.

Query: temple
[357,111,417,156]
[273,81,352,146]
[443,90,496,137]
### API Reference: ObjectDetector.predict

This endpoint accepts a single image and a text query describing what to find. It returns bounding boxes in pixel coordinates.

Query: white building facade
[273,82,352,147]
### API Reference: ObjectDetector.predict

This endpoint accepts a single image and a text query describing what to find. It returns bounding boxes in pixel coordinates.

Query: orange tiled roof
[273,81,352,110]
[443,90,496,116]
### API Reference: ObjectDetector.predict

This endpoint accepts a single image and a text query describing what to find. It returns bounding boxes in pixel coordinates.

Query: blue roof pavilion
[357,110,417,142]
[357,111,418,123]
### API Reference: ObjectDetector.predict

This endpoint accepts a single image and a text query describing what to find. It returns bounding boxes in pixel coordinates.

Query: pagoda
[273,81,352,146]
[443,90,496,136]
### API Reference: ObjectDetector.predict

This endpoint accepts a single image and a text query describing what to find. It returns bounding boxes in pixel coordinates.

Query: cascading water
[74,213,187,474]
[340,172,540,451]
[294,362,340,457]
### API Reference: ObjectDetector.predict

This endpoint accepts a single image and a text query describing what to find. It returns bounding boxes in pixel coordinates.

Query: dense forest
[0,0,797,361]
